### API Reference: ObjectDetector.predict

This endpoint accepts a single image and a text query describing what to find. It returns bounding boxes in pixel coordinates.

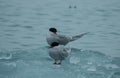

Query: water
[0,0,120,78]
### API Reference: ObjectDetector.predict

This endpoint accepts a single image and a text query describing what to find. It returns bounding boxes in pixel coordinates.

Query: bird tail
[70,32,89,41]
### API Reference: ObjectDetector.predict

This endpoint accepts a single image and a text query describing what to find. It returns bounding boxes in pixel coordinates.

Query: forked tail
[70,32,89,41]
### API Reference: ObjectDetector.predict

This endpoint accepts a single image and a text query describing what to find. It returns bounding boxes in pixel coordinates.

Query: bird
[46,27,89,46]
[49,42,70,64]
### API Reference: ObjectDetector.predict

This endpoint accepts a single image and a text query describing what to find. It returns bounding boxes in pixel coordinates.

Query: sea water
[0,0,120,78]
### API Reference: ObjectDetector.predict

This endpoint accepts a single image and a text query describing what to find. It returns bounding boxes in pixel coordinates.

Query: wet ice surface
[0,0,120,78]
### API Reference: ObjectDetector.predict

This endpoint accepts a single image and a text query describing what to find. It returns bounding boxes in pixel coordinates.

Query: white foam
[87,66,96,71]
[70,57,80,64]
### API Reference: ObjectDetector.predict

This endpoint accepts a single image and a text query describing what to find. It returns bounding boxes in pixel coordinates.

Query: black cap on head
[51,42,59,47]
[49,28,57,33]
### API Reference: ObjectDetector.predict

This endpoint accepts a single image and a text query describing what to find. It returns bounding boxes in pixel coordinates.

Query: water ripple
[111,8,120,12]
[62,14,74,17]
[110,32,120,36]
[36,13,49,16]
[20,44,33,47]
[60,19,72,23]
[22,36,35,39]
[96,9,106,13]
[0,50,12,60]
[51,18,60,21]
[9,24,21,27]
[10,41,20,44]
[4,29,18,32]
[4,33,14,36]
[23,25,33,29]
